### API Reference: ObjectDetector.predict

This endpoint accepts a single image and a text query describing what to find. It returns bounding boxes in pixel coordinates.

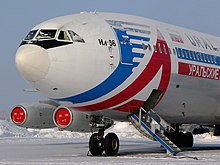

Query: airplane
[10,12,220,156]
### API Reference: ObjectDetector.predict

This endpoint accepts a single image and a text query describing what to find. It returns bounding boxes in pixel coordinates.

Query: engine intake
[53,107,114,132]
[11,102,57,129]
[54,107,72,128]
[11,106,27,125]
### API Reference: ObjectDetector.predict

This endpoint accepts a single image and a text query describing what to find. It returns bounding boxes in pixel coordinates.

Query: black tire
[167,132,185,148]
[165,131,193,148]
[175,132,185,148]
[104,133,119,156]
[184,132,194,148]
[214,125,220,136]
[89,133,104,156]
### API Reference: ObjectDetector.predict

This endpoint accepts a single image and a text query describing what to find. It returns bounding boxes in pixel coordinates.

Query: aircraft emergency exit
[11,12,220,156]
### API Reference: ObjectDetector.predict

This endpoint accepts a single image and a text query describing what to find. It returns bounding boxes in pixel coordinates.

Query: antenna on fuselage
[93,10,97,14]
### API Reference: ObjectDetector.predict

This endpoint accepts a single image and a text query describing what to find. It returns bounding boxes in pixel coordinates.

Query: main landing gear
[89,129,119,156]
[165,131,194,148]
[164,124,194,149]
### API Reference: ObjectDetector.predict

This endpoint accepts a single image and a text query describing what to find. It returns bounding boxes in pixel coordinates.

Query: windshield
[36,29,57,40]
[21,29,87,49]
[24,30,38,40]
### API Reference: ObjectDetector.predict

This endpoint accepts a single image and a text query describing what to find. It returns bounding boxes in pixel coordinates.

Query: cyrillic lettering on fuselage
[185,33,217,51]
[179,62,220,80]
[98,39,116,47]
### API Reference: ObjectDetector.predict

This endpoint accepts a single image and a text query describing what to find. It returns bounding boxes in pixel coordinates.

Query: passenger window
[184,50,188,58]
[196,52,200,61]
[210,56,213,63]
[177,48,181,57]
[163,45,167,54]
[58,31,70,41]
[168,48,172,54]
[200,53,203,61]
[189,51,192,59]
[173,48,176,55]
[153,45,157,52]
[214,56,217,64]
[207,55,210,62]
[179,49,184,57]
[203,54,207,62]
[148,44,152,51]
[142,43,147,50]
[158,44,162,53]
[187,51,190,58]
[68,30,85,43]
[191,52,196,60]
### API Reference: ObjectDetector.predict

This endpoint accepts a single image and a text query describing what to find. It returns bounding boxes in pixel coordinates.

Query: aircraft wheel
[176,132,185,148]
[184,132,193,148]
[166,131,193,148]
[167,132,185,148]
[104,133,119,156]
[214,125,220,136]
[89,133,104,156]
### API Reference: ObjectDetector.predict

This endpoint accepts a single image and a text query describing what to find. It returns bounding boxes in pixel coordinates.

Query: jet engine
[11,101,58,129]
[53,107,114,132]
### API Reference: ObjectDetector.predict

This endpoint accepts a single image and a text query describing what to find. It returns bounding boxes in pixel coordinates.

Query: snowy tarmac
[0,137,220,165]
[1,120,220,164]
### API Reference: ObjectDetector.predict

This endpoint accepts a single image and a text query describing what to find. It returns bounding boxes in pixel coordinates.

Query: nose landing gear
[89,129,119,156]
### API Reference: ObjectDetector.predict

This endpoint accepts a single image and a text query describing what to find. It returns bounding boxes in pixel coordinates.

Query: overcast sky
[1,0,220,118]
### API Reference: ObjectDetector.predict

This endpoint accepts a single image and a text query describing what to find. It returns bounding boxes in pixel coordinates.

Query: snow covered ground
[0,120,220,164]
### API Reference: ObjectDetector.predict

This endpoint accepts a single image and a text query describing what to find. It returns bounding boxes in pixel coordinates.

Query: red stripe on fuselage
[73,30,171,112]
[113,100,145,113]
[114,33,171,113]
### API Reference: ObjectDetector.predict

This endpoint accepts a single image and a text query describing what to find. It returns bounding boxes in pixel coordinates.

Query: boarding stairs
[128,90,181,155]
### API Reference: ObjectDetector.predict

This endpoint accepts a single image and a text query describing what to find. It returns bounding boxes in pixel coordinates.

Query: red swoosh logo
[73,30,171,112]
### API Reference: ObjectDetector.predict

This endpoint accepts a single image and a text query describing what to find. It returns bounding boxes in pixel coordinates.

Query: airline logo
[56,21,152,104]
[56,21,172,113]
[169,33,184,44]
[106,20,151,67]
[71,29,171,112]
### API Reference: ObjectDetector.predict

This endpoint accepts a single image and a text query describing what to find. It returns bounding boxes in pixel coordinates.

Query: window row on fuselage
[147,43,219,66]
[175,47,219,66]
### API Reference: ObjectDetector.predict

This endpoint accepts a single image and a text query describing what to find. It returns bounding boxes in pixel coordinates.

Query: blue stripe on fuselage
[55,26,150,103]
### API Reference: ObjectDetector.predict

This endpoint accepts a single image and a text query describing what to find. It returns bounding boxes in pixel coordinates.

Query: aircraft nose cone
[15,45,50,82]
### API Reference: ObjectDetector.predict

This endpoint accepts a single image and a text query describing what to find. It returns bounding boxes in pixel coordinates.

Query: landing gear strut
[89,129,119,156]
[193,126,209,135]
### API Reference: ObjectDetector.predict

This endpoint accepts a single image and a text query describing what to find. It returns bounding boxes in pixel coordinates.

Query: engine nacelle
[11,101,58,129]
[53,107,114,132]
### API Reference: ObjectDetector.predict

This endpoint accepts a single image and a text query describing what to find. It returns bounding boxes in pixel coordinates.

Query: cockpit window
[58,31,70,41]
[68,30,85,43]
[24,30,38,40]
[36,29,57,40]
[20,29,84,49]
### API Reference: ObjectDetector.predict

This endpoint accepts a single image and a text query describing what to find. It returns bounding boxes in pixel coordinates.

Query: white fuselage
[15,12,220,125]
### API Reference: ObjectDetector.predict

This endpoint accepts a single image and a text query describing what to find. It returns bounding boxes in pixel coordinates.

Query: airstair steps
[128,108,181,155]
